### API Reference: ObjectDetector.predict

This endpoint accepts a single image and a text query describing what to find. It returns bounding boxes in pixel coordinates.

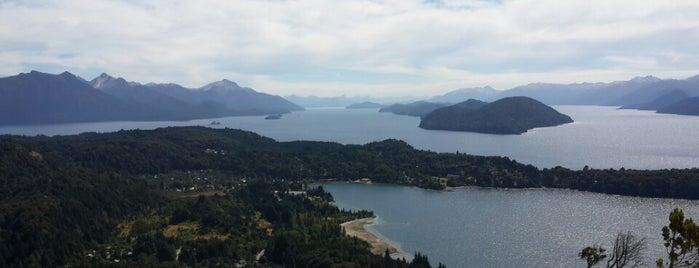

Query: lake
[1,106,698,169]
[3,106,699,266]
[323,183,699,268]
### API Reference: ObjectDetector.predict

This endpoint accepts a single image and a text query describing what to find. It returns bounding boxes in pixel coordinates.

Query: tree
[580,232,646,268]
[580,245,607,268]
[606,232,646,268]
[657,208,699,268]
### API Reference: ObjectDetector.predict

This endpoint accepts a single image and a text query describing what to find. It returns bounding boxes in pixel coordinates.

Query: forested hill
[420,96,573,134]
[5,126,699,199]
[0,129,441,267]
[2,127,699,267]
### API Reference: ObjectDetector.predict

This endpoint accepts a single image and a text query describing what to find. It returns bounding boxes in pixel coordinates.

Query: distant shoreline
[341,217,406,259]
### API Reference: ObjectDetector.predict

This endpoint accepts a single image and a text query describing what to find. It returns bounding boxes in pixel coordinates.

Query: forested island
[2,126,699,267]
[379,101,451,117]
[420,96,573,134]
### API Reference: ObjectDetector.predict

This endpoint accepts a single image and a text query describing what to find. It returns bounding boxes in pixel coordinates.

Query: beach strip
[341,217,399,256]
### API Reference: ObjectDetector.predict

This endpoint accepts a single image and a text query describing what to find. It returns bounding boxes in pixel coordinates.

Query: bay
[323,183,699,268]
[1,106,698,169]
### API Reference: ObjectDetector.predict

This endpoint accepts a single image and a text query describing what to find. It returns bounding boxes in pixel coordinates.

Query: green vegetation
[656,208,699,267]
[3,126,699,266]
[0,131,439,267]
[420,96,573,134]
[379,101,451,117]
[3,126,699,198]
[580,209,699,268]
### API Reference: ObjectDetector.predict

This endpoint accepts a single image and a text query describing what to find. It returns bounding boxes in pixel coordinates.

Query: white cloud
[1,0,698,96]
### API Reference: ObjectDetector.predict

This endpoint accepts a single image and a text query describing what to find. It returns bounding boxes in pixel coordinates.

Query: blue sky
[1,0,698,97]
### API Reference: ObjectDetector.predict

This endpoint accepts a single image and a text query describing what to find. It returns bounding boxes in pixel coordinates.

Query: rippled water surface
[323,183,699,268]
[2,106,699,169]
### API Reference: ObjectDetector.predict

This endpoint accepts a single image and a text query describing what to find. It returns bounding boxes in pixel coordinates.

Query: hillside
[428,86,499,103]
[379,101,452,117]
[2,126,699,267]
[0,71,160,125]
[657,96,699,116]
[0,128,440,267]
[450,99,489,109]
[90,73,214,119]
[346,101,384,109]
[428,74,699,107]
[0,71,304,126]
[419,96,573,134]
[620,89,690,111]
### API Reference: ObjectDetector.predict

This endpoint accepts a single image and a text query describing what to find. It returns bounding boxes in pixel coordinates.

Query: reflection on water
[324,183,699,268]
[2,106,699,169]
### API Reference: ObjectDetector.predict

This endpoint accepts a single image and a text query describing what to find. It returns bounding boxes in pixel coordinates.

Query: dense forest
[419,96,573,134]
[2,126,699,266]
[5,126,698,199]
[0,130,442,267]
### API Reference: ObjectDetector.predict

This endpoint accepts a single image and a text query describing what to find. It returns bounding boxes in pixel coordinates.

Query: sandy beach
[341,217,399,256]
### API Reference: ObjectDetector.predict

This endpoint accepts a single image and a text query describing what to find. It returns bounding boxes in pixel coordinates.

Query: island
[379,101,452,117]
[419,96,573,134]
[265,114,282,120]
[346,101,384,109]
[4,126,699,267]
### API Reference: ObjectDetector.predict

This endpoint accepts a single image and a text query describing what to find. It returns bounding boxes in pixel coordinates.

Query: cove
[323,183,699,267]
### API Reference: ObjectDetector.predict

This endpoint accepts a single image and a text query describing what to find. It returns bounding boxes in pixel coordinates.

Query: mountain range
[397,74,699,117]
[0,71,303,125]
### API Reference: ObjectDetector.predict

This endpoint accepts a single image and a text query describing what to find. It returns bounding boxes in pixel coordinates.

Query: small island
[265,114,282,120]
[346,101,384,109]
[419,96,573,134]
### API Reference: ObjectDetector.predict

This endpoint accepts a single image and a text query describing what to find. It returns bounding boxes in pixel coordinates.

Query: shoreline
[341,217,407,259]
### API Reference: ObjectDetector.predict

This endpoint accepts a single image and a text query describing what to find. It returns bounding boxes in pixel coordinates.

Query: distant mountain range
[0,71,303,125]
[427,86,499,103]
[345,102,384,109]
[420,97,573,134]
[285,95,417,108]
[409,74,699,117]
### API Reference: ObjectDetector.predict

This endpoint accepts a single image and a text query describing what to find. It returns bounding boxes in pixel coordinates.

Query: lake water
[323,183,699,268]
[3,106,699,266]
[2,106,698,169]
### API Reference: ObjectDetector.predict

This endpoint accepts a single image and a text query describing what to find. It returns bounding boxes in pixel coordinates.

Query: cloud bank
[1,0,698,96]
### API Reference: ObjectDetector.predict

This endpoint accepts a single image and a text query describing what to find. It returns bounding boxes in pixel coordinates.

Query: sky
[1,0,699,97]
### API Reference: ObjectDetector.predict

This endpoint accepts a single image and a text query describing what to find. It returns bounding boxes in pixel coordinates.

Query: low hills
[419,96,573,134]
[346,101,384,109]
[657,97,699,116]
[379,101,452,117]
[620,89,690,111]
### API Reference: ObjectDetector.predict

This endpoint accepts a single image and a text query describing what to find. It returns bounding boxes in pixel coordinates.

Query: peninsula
[341,217,399,256]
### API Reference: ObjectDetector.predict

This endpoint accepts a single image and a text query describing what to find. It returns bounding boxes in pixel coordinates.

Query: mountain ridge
[0,70,303,125]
